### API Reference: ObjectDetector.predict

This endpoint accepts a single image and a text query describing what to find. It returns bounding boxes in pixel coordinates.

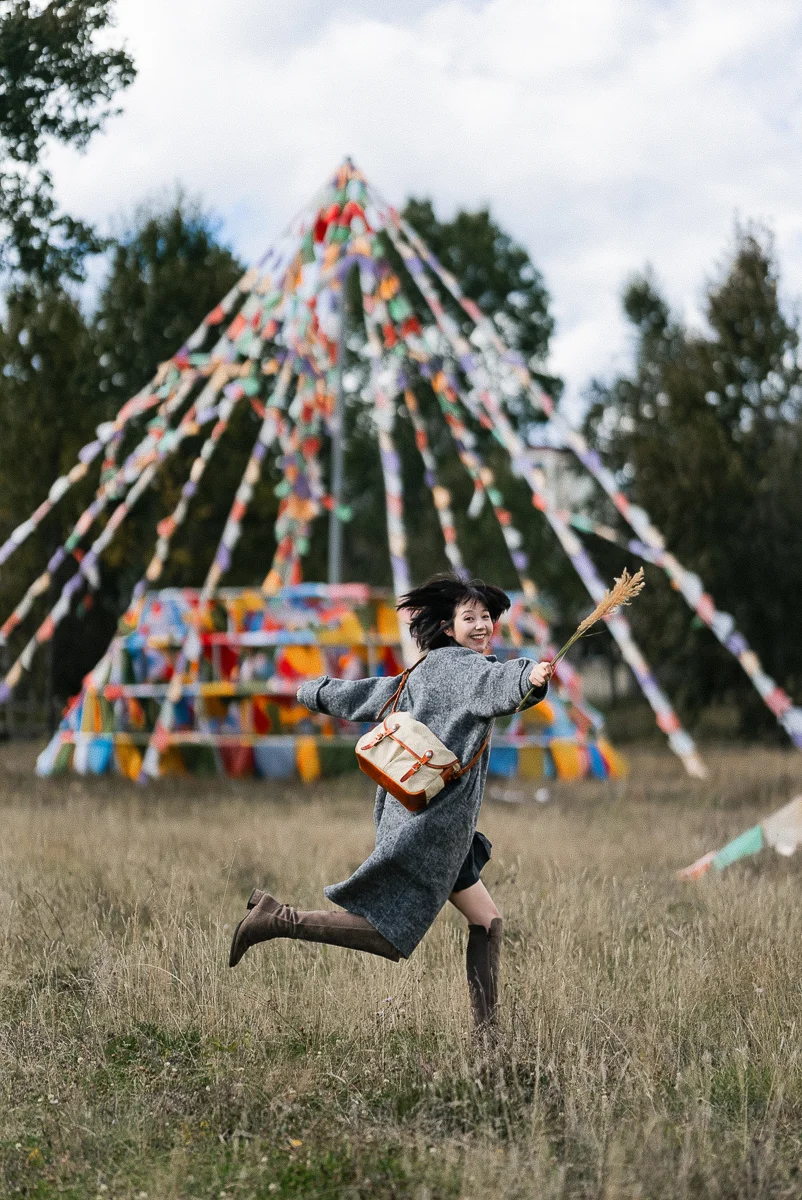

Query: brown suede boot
[229,892,401,967]
[466,918,502,1031]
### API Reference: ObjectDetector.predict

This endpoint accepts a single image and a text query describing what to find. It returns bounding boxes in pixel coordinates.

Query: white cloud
[47,0,802,417]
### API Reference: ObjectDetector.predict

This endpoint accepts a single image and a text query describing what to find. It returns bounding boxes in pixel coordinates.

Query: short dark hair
[397,573,511,652]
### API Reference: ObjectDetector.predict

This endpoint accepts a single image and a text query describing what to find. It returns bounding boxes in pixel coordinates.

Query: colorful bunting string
[376,223,706,777]
[140,362,294,778]
[400,387,463,574]
[370,192,802,752]
[0,372,229,701]
[358,265,602,716]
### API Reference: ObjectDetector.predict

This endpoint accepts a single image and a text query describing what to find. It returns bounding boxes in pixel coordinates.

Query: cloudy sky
[48,0,802,417]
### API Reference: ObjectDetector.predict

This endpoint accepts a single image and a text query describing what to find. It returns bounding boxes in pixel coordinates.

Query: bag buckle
[400,749,433,783]
[364,720,400,750]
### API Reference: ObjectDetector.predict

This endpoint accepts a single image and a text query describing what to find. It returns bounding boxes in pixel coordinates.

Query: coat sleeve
[463,656,547,719]
[296,673,404,722]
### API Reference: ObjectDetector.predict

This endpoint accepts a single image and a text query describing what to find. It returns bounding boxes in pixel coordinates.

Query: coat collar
[428,645,498,663]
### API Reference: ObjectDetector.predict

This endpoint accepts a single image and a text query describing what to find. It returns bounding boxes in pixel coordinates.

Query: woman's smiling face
[447,599,494,653]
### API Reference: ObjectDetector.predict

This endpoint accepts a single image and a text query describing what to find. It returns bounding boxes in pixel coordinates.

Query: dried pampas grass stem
[516,567,645,712]
[564,566,646,659]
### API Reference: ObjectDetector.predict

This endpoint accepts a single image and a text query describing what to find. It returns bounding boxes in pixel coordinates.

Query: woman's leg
[449,882,502,1031]
[229,893,401,967]
[448,880,500,929]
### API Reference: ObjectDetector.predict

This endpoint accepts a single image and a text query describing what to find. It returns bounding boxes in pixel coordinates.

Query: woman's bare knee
[448,880,500,929]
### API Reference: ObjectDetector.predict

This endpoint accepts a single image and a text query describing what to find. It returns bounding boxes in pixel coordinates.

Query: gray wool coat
[297,646,547,958]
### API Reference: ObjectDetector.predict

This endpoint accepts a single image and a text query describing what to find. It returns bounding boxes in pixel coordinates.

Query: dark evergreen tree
[0,282,108,708]
[584,226,802,732]
[94,195,244,404]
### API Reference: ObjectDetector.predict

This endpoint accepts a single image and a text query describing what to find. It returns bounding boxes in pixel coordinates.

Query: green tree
[94,195,244,404]
[584,226,802,732]
[0,0,135,281]
[0,282,109,706]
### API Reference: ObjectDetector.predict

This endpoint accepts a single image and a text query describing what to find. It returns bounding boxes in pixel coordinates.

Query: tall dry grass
[2,744,802,1198]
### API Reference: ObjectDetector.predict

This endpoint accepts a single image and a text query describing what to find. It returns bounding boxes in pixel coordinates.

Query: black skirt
[451,831,492,893]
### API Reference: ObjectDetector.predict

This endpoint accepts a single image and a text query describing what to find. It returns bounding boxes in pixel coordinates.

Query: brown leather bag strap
[452,730,491,780]
[377,654,427,719]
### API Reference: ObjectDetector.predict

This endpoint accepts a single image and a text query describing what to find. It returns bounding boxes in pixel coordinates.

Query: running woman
[229,573,551,1031]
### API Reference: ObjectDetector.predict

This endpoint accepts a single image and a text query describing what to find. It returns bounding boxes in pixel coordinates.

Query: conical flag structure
[3,159,800,784]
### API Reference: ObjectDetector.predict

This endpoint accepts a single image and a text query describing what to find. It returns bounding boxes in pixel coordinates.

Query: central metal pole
[328,271,349,585]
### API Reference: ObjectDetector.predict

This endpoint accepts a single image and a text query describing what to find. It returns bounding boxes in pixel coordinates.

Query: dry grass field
[3,743,802,1199]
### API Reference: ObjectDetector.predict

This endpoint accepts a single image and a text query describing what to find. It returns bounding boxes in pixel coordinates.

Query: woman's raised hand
[528,661,553,689]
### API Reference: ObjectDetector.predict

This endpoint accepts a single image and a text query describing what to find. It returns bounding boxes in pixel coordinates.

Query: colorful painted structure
[35,584,626,782]
[2,158,799,782]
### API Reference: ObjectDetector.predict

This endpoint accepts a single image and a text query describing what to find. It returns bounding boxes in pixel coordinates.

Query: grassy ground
[2,744,802,1199]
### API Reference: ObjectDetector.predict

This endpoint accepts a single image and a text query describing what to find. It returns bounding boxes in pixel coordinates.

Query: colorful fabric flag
[678,794,802,879]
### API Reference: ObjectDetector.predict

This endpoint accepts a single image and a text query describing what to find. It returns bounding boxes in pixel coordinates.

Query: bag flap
[380,712,459,770]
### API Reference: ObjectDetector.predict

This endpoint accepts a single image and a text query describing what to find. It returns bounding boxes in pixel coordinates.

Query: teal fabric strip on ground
[713,824,764,870]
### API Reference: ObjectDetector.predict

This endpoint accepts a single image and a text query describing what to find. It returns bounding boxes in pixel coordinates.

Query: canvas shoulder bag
[355,657,490,813]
